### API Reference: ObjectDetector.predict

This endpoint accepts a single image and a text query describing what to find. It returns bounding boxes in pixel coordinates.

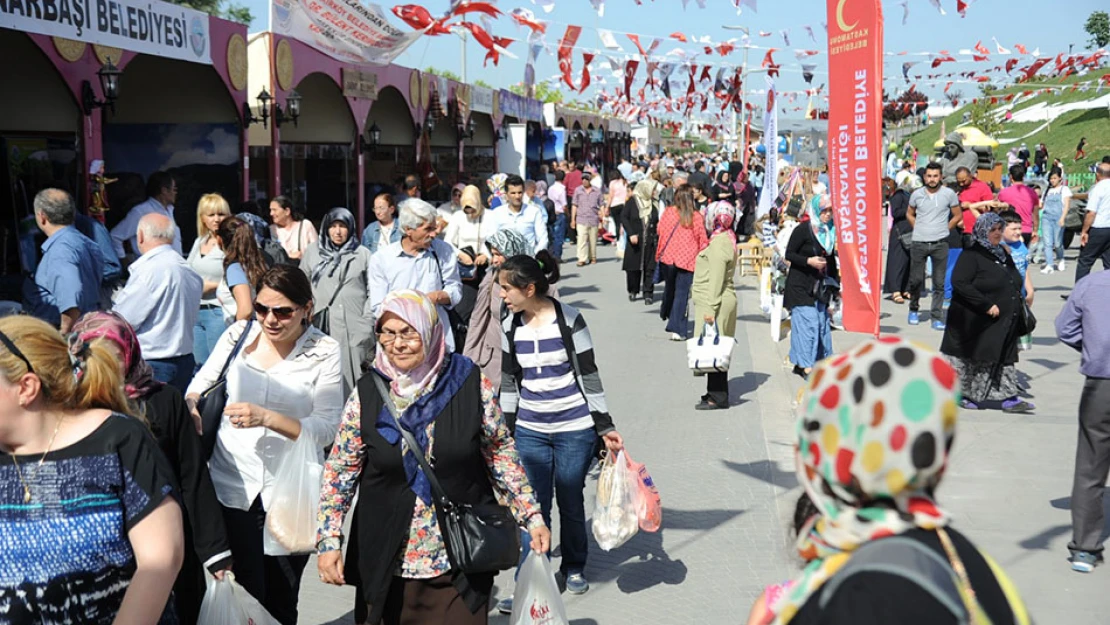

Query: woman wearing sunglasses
[185,265,345,625]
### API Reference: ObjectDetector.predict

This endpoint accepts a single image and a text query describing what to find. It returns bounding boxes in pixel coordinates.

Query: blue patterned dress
[0,413,179,624]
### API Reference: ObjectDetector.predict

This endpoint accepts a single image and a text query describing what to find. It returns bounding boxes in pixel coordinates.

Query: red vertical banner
[826,0,883,335]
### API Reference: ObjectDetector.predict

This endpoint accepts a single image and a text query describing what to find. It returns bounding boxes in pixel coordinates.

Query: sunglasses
[0,329,34,374]
[253,303,300,320]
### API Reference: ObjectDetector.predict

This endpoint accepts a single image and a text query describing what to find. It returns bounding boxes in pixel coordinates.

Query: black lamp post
[361,122,382,152]
[242,88,271,129]
[275,90,302,128]
[82,57,122,116]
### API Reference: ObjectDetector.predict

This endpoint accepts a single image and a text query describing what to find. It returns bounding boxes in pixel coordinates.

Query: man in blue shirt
[1056,264,1110,573]
[23,189,104,332]
[74,212,123,308]
[114,213,203,392]
[496,174,549,252]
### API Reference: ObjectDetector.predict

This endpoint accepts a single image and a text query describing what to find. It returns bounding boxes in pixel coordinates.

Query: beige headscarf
[633,179,662,223]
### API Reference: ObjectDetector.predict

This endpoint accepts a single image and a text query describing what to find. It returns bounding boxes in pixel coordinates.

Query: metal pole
[739,40,750,160]
[460,23,467,83]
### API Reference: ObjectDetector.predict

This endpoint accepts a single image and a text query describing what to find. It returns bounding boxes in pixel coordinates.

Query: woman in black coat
[620,179,662,303]
[882,178,914,302]
[940,213,1034,413]
[784,197,839,379]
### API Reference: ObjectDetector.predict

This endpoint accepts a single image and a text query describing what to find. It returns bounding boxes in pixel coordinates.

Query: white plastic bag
[591,450,639,551]
[197,572,281,625]
[510,552,570,625]
[770,294,786,343]
[264,433,324,553]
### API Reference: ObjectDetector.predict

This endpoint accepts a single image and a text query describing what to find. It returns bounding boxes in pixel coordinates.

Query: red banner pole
[826,0,884,336]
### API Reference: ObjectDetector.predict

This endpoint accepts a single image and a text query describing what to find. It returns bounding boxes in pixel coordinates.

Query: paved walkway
[298,245,1106,624]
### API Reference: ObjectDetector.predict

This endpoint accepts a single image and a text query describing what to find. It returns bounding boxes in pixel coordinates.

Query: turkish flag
[580,52,595,93]
[624,60,639,101]
[558,26,582,90]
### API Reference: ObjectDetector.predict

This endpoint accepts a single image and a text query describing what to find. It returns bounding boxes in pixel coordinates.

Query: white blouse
[186,320,345,553]
[444,210,501,255]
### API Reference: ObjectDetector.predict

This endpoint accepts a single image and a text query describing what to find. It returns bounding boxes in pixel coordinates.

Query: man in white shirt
[495,174,549,252]
[113,213,203,391]
[367,199,464,351]
[1076,162,1110,283]
[548,170,568,260]
[109,171,183,260]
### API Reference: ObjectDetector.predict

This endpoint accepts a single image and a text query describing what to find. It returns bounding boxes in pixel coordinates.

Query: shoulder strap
[428,244,446,289]
[215,320,254,385]
[371,374,453,510]
[296,220,304,252]
[658,213,681,257]
[323,259,353,309]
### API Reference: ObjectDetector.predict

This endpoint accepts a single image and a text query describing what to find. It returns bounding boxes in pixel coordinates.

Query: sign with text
[271,0,423,66]
[0,0,211,63]
[826,0,884,334]
[498,89,542,122]
[342,68,377,99]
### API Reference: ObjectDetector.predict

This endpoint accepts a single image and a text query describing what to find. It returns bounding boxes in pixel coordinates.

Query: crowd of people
[3,138,1109,625]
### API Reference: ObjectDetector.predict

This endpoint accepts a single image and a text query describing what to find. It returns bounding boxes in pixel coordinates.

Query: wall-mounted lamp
[242,88,272,129]
[361,122,382,152]
[458,117,477,139]
[424,115,437,133]
[275,89,302,128]
[81,57,122,116]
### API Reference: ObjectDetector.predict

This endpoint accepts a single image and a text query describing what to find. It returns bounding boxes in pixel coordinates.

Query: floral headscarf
[373,290,447,404]
[705,200,736,244]
[71,311,163,400]
[973,211,1008,263]
[312,207,360,285]
[485,227,533,260]
[772,337,958,623]
[487,173,508,208]
[806,194,836,254]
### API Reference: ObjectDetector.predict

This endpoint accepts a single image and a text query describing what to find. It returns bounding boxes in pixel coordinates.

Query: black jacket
[352,360,496,623]
[940,243,1024,364]
[784,223,839,311]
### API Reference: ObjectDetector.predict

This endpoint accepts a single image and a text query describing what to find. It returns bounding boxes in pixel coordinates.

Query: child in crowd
[1000,210,1035,351]
[744,494,820,625]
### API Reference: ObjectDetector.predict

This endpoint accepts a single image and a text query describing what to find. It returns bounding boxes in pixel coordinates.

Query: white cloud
[160,126,239,169]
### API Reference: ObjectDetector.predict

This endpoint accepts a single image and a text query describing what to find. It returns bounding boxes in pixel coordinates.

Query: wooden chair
[737,241,763,277]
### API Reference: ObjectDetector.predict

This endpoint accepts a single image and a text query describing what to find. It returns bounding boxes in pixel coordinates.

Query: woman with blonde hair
[0,315,185,623]
[188,193,232,367]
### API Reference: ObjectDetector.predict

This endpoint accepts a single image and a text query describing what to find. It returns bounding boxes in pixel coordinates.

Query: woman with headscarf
[72,312,232,625]
[300,207,375,390]
[619,178,662,303]
[784,194,838,379]
[769,337,1030,625]
[445,185,498,285]
[691,201,739,410]
[712,170,737,207]
[316,290,550,625]
[941,212,1034,413]
[462,229,559,389]
[883,176,916,304]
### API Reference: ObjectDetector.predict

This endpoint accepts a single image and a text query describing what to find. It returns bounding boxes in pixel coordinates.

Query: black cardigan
[783,223,840,311]
[940,243,1024,364]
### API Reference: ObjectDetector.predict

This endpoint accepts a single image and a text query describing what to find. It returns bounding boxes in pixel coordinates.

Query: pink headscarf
[71,311,163,400]
[706,200,737,244]
[373,290,447,403]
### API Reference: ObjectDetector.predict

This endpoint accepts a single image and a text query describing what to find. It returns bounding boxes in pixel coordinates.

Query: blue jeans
[551,213,568,260]
[193,306,227,371]
[944,247,961,301]
[1042,213,1063,267]
[148,353,196,394]
[514,426,597,576]
[661,266,693,337]
[789,302,833,369]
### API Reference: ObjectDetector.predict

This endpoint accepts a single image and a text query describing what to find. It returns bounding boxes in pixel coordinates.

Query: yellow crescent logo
[837,0,858,32]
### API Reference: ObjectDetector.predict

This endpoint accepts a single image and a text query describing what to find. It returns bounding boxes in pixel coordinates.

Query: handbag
[686,321,735,375]
[429,246,469,347]
[898,230,914,250]
[372,374,521,574]
[652,219,681,284]
[1019,300,1037,335]
[196,320,254,459]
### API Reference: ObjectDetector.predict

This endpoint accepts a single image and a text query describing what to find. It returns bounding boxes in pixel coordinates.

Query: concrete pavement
[297,244,1107,624]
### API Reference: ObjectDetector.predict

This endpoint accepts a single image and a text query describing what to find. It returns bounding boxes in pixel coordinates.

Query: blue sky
[245,0,1107,121]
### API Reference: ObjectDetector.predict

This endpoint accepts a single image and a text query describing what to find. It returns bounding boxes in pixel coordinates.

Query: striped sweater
[500,300,615,436]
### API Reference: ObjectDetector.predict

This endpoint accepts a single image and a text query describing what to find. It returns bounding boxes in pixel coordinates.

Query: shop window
[279,143,357,226]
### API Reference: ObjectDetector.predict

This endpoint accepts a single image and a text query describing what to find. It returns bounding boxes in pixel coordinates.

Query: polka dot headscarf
[772,336,960,624]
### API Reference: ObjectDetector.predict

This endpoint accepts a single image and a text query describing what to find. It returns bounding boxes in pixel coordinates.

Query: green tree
[1085,11,1110,49]
[509,82,563,104]
[473,79,493,88]
[424,67,462,81]
[965,97,1003,138]
[165,0,252,24]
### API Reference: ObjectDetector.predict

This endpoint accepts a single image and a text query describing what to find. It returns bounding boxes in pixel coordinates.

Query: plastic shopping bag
[624,452,661,533]
[510,552,570,625]
[770,294,785,343]
[759,267,773,314]
[264,434,324,553]
[591,450,639,551]
[197,572,281,625]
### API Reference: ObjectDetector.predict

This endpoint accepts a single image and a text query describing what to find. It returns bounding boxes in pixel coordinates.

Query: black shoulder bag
[428,245,469,347]
[197,320,254,459]
[371,374,520,574]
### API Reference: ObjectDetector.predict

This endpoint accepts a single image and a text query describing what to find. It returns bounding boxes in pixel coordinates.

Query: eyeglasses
[376,329,421,345]
[253,303,300,320]
[0,330,34,374]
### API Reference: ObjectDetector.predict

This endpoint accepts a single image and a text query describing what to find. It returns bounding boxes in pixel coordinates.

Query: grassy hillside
[906,68,1110,171]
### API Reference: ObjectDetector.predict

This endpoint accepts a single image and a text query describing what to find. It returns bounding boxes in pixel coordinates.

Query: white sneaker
[1040,266,1054,275]
[1058,260,1066,271]
[670,332,684,341]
